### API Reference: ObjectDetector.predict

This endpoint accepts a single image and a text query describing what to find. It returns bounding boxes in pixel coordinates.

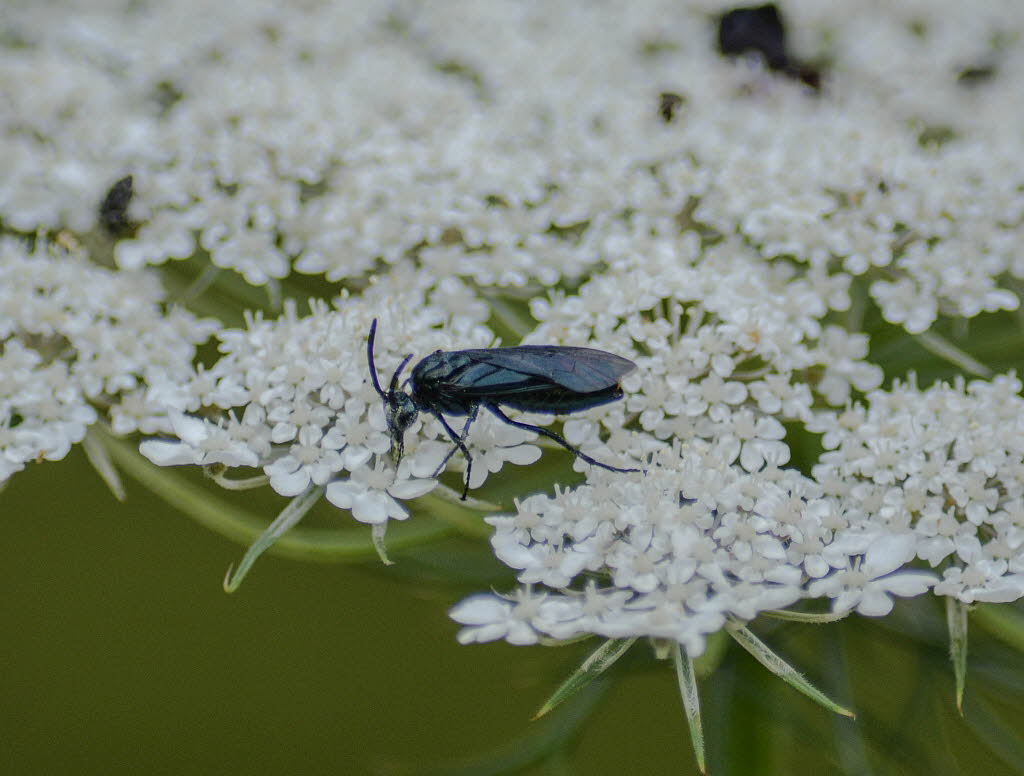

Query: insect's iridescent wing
[456,346,635,393]
[410,344,636,414]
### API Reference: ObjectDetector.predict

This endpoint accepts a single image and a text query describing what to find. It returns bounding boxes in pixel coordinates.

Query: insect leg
[432,407,479,500]
[431,405,478,476]
[485,404,640,474]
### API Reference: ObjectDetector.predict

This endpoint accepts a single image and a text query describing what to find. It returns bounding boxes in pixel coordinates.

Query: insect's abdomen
[496,384,625,414]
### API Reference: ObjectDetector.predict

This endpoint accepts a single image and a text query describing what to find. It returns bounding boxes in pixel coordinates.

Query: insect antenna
[367,319,387,400]
[389,353,414,395]
[368,319,416,399]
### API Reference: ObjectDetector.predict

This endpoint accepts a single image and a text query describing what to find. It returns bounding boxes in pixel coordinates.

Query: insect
[717,4,821,90]
[99,174,135,236]
[658,91,685,122]
[367,319,640,499]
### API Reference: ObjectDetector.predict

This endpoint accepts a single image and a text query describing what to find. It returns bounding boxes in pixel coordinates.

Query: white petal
[408,442,450,477]
[739,441,765,472]
[139,439,199,466]
[169,414,213,446]
[879,571,937,597]
[388,477,437,500]
[969,578,1024,603]
[456,624,510,644]
[467,462,489,488]
[450,594,511,625]
[831,590,862,614]
[855,588,895,617]
[325,480,358,508]
[351,490,396,524]
[342,446,373,470]
[804,555,830,579]
[501,444,542,466]
[864,534,917,576]
[505,621,540,645]
[492,543,542,571]
[269,468,311,497]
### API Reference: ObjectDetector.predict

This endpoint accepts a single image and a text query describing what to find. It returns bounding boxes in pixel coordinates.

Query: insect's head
[384,389,418,461]
[367,319,419,463]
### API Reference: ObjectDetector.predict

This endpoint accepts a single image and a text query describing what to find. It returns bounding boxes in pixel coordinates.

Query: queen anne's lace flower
[810,375,1024,606]
[3,0,1022,675]
[807,534,937,616]
[3,1,1019,329]
[0,237,215,483]
[526,240,883,475]
[136,282,576,524]
[325,459,438,524]
[454,437,937,654]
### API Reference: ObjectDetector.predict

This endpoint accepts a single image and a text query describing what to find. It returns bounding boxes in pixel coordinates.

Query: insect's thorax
[411,385,476,415]
[410,352,478,415]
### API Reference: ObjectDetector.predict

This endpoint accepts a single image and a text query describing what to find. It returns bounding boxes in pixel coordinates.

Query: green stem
[533,637,635,720]
[101,432,454,562]
[224,485,325,591]
[914,330,993,378]
[416,488,495,539]
[727,622,855,717]
[763,608,851,624]
[82,428,126,501]
[945,597,969,715]
[177,263,221,304]
[673,643,706,774]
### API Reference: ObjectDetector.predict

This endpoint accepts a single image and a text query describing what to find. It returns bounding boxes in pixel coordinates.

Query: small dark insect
[718,4,789,71]
[367,319,640,499]
[99,174,134,236]
[717,4,822,90]
[956,64,996,87]
[658,92,685,123]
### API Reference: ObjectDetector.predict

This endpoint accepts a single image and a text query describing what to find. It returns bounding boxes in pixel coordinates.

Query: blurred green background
[2,448,1022,775]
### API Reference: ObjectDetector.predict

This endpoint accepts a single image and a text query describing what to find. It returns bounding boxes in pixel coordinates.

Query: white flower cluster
[810,375,1024,605]
[0,236,215,483]
[3,2,1021,327]
[451,438,937,654]
[2,0,1022,659]
[452,255,928,650]
[698,125,1022,333]
[529,242,883,467]
[138,279,554,522]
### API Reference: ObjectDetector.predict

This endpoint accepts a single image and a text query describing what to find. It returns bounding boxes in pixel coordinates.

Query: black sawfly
[367,319,640,499]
